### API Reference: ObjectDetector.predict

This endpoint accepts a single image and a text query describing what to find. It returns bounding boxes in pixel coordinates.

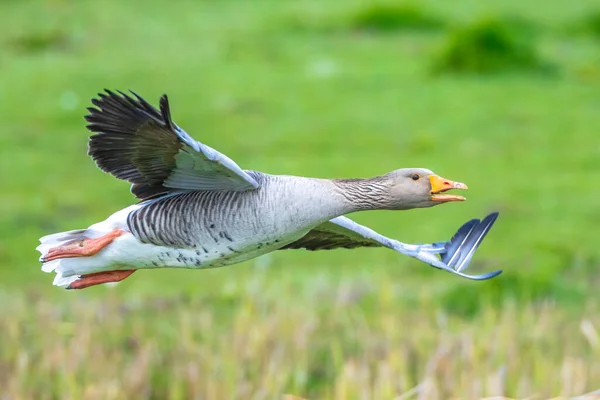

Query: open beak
[429,175,468,202]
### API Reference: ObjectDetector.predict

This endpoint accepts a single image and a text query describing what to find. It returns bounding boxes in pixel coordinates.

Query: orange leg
[43,228,124,262]
[68,270,136,290]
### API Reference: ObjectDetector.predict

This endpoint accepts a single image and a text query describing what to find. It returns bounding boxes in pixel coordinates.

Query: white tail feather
[36,229,105,262]
[53,272,80,288]
[37,205,142,288]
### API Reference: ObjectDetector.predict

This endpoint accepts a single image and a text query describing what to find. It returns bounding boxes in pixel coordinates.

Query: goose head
[383,168,468,210]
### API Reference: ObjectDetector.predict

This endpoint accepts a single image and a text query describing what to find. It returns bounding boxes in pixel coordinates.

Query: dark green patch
[8,29,71,53]
[279,2,444,34]
[348,2,445,33]
[303,342,338,396]
[433,16,553,75]
[568,10,600,39]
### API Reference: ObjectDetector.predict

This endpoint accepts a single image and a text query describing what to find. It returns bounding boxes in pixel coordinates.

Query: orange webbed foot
[42,229,124,262]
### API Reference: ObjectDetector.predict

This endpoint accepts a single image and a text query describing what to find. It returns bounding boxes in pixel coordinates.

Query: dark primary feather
[85,90,183,200]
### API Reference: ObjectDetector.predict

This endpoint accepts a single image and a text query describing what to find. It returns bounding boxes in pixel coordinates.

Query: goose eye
[411,174,420,181]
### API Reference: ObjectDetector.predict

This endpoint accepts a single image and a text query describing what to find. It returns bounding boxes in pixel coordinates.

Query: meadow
[1,0,600,398]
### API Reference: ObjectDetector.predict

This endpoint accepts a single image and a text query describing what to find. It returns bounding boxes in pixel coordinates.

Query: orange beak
[429,175,468,202]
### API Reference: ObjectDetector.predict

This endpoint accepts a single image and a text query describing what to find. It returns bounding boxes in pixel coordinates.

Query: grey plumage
[126,173,349,250]
[90,91,501,280]
[37,90,503,290]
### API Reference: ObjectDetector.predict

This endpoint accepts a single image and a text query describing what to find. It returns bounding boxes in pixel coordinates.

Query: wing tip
[473,269,503,280]
[483,211,500,222]
[159,94,173,129]
[441,211,502,277]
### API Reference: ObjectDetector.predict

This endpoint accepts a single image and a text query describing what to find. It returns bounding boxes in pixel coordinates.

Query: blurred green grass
[433,16,554,75]
[1,0,600,398]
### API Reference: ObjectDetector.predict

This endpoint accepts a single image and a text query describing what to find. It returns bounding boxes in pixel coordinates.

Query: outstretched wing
[281,213,502,281]
[85,90,259,200]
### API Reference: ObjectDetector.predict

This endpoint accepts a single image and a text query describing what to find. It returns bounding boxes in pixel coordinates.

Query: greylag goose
[37,90,502,290]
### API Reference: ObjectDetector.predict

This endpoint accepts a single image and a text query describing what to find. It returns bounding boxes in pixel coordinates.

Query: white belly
[48,227,308,279]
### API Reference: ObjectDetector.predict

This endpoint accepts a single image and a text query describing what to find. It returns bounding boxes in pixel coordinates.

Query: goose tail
[37,204,142,289]
[37,229,106,288]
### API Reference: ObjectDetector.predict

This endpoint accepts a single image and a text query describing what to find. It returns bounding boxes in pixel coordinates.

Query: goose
[37,90,502,290]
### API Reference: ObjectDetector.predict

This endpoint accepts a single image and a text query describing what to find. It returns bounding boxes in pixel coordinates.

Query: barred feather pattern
[125,172,355,250]
[127,190,248,248]
[332,176,393,211]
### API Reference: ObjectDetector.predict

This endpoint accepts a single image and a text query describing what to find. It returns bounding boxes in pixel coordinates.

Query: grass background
[1,0,600,398]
